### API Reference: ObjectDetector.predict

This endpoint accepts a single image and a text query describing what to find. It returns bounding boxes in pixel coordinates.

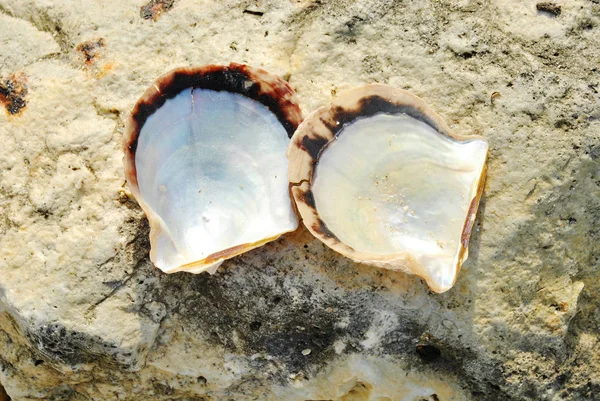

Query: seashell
[287,84,488,293]
[124,63,302,274]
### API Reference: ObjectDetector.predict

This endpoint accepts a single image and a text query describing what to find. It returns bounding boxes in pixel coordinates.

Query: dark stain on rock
[586,143,600,160]
[0,73,28,116]
[140,0,175,21]
[25,321,136,369]
[151,380,174,396]
[166,265,349,378]
[76,38,105,65]
[102,280,123,289]
[536,2,561,17]
[379,320,511,399]
[35,208,51,219]
[334,15,366,43]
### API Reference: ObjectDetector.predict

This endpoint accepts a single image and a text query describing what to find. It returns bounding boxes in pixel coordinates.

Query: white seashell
[124,64,302,274]
[288,84,488,293]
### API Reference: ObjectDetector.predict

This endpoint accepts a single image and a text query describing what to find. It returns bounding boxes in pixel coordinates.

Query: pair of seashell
[123,63,488,293]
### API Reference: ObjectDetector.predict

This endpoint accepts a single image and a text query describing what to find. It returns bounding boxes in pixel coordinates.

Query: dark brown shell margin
[124,63,303,195]
[287,84,488,293]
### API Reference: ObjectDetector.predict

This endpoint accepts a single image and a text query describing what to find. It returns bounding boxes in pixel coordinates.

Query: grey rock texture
[0,0,599,400]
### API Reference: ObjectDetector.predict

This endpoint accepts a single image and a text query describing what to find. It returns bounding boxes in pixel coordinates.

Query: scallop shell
[288,84,488,293]
[124,63,302,274]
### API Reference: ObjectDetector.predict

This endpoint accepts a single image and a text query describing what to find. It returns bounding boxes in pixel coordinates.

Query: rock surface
[0,0,599,400]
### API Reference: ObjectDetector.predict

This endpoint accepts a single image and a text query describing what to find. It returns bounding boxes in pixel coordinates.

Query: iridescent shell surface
[288,84,488,293]
[124,63,302,274]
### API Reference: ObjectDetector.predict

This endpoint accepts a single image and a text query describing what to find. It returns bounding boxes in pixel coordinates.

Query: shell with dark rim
[123,63,302,274]
[287,84,488,293]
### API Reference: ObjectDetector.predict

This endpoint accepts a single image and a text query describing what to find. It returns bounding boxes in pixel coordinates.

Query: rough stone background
[0,0,599,400]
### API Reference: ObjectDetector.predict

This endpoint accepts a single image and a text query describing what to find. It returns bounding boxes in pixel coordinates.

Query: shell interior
[311,113,488,291]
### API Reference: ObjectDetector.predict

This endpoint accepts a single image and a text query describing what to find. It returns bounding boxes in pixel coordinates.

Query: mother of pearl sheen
[312,113,488,289]
[135,88,298,273]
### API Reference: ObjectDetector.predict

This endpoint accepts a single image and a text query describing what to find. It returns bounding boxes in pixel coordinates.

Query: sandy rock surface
[0,0,599,400]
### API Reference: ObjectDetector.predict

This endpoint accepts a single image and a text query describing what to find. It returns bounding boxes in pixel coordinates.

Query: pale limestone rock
[0,13,60,75]
[0,0,599,400]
